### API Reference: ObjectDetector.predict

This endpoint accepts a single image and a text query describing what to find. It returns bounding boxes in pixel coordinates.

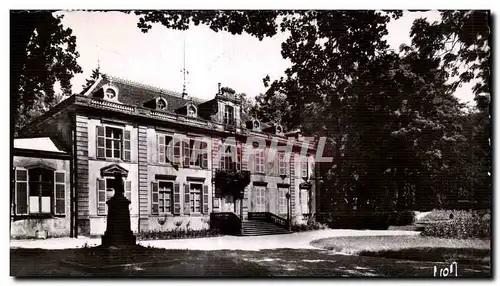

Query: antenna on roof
[181,36,189,99]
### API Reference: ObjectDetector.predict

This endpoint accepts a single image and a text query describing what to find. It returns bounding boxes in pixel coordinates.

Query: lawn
[311,235,491,266]
[11,246,491,277]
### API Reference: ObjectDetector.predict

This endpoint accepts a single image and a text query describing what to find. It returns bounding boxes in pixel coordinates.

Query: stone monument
[101,172,136,246]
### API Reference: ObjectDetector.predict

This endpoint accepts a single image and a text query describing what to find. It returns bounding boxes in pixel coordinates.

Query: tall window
[190,183,202,213]
[106,127,122,158]
[220,143,241,171]
[278,187,288,214]
[13,167,66,216]
[159,135,208,168]
[97,178,131,215]
[189,139,208,168]
[278,152,287,176]
[29,168,53,214]
[96,126,131,161]
[255,149,265,173]
[224,105,235,125]
[301,156,308,178]
[158,182,173,214]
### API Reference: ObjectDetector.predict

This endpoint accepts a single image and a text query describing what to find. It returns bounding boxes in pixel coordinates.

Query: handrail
[248,212,289,229]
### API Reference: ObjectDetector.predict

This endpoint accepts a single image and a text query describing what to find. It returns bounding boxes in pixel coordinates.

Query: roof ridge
[103,73,205,103]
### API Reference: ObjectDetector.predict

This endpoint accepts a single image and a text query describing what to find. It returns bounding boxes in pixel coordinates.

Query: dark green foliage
[136,228,220,240]
[11,11,82,134]
[214,169,250,200]
[421,212,490,239]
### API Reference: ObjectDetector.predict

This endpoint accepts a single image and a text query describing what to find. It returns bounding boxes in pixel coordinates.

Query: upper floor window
[255,148,265,174]
[105,88,117,99]
[301,156,308,178]
[224,105,235,125]
[157,134,208,169]
[220,143,242,171]
[278,152,287,176]
[157,99,167,110]
[187,105,197,117]
[96,126,131,161]
[13,167,66,216]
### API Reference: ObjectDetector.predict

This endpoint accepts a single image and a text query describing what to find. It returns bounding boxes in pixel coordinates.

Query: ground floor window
[158,181,173,214]
[278,188,288,215]
[97,177,131,215]
[190,183,202,213]
[301,188,309,214]
[254,186,266,212]
[14,167,66,216]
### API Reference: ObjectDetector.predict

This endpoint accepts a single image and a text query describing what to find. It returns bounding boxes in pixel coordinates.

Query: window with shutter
[182,140,190,167]
[173,183,181,214]
[183,184,191,214]
[97,178,106,215]
[54,171,65,215]
[123,130,131,161]
[201,141,208,169]
[96,126,105,158]
[278,152,287,176]
[158,181,173,214]
[15,168,28,215]
[151,182,159,214]
[158,134,165,164]
[203,185,209,214]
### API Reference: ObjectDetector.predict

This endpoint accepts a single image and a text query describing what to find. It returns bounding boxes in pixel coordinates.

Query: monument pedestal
[101,194,136,247]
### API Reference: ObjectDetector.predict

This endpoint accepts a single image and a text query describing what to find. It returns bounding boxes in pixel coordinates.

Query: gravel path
[10,229,420,251]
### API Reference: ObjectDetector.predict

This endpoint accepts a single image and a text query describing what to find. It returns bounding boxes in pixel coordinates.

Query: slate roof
[85,74,206,112]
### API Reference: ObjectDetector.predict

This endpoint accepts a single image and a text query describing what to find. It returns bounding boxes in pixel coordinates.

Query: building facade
[12,74,319,238]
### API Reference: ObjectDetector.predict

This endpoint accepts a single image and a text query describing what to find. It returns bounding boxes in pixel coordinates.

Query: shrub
[417,209,475,222]
[395,210,416,226]
[421,213,490,239]
[136,228,220,241]
[290,220,328,232]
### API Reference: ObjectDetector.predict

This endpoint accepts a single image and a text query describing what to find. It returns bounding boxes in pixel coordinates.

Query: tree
[130,10,490,213]
[11,10,82,135]
[250,92,293,131]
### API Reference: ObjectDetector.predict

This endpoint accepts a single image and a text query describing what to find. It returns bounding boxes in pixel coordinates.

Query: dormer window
[188,106,197,117]
[157,98,167,110]
[105,88,116,99]
[102,84,119,102]
[276,125,283,134]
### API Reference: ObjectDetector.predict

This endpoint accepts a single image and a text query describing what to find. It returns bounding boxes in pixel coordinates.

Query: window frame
[97,125,131,161]
[158,181,174,215]
[224,105,235,126]
[13,167,66,217]
[255,148,265,174]
[278,152,287,176]
[278,187,288,214]
[189,183,203,214]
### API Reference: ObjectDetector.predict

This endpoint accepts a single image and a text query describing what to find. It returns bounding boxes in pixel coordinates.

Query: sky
[57,10,477,106]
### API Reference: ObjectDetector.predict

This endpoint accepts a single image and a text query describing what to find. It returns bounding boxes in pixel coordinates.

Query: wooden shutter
[183,184,191,214]
[173,138,181,165]
[158,134,165,163]
[15,168,28,215]
[151,182,159,214]
[201,141,208,169]
[250,185,255,211]
[183,140,190,167]
[123,130,131,161]
[173,183,181,214]
[203,185,209,214]
[96,126,105,159]
[97,178,106,215]
[54,171,66,215]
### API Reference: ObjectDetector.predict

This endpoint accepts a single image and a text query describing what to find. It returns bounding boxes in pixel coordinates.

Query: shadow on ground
[10,247,491,278]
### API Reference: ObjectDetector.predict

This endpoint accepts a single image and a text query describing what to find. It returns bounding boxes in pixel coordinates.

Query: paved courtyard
[10,229,420,251]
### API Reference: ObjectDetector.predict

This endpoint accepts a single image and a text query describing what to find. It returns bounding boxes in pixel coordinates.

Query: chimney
[218,83,221,95]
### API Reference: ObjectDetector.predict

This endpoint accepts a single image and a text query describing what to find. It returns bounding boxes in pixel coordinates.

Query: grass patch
[311,235,490,265]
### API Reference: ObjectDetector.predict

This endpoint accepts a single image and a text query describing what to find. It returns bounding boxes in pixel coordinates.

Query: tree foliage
[131,10,491,211]
[11,11,82,135]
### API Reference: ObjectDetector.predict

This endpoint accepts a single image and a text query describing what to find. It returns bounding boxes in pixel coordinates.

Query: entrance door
[254,186,266,212]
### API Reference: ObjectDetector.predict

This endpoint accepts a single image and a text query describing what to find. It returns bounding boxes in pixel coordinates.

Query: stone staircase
[241,220,291,236]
